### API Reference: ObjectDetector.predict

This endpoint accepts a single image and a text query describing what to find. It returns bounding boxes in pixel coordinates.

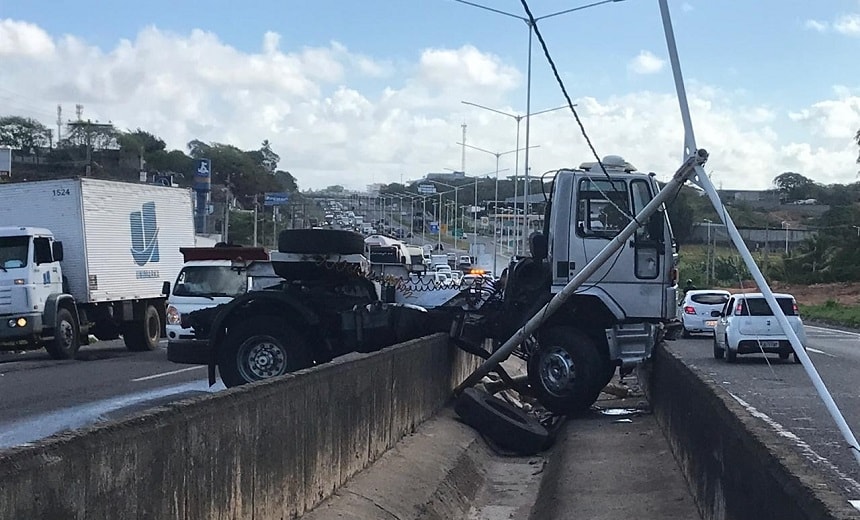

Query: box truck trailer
[0,178,195,359]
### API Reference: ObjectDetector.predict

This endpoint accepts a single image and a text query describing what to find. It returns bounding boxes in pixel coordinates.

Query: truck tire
[123,304,161,352]
[528,327,603,414]
[454,387,550,455]
[218,318,312,388]
[45,307,81,360]
[278,229,365,255]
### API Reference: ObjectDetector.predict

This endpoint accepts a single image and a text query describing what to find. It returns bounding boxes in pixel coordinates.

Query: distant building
[717,189,781,209]
[366,183,384,196]
[425,171,465,181]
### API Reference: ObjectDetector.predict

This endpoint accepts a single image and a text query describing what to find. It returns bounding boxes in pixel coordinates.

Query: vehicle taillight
[735,303,743,314]
[684,306,696,315]
[793,302,799,314]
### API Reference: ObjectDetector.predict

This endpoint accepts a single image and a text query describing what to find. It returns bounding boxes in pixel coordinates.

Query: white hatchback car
[678,289,731,337]
[713,292,808,363]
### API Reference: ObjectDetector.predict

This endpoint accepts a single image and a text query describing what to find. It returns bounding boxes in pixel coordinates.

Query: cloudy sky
[2,0,860,191]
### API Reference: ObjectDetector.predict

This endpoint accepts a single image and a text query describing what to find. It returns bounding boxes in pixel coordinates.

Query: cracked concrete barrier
[0,333,479,519]
[645,343,859,520]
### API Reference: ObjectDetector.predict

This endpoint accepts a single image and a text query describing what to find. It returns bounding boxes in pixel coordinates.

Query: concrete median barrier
[645,343,858,520]
[0,333,479,519]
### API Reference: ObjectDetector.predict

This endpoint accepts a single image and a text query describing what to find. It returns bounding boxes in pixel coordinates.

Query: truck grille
[0,287,11,309]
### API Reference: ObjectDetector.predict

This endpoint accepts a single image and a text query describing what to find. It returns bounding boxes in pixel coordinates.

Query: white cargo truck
[0,178,195,359]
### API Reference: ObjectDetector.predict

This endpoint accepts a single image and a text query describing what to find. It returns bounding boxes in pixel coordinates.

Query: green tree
[0,116,51,161]
[773,172,815,202]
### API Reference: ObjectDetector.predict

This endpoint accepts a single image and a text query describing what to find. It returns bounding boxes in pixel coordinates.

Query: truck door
[569,177,668,319]
[31,236,63,304]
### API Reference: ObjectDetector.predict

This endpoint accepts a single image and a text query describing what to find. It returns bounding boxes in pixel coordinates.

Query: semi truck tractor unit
[453,155,680,413]
[0,178,195,359]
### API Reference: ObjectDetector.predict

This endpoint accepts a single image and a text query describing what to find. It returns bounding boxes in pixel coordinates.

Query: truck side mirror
[162,281,171,296]
[52,241,64,262]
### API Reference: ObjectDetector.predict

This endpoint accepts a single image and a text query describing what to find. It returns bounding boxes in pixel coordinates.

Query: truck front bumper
[0,313,43,345]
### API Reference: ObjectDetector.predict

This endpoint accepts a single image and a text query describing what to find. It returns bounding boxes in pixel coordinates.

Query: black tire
[218,318,312,388]
[713,336,725,359]
[123,304,161,352]
[278,229,365,255]
[45,307,80,360]
[454,387,550,455]
[726,341,737,363]
[682,328,691,339]
[528,327,603,414]
[778,351,790,360]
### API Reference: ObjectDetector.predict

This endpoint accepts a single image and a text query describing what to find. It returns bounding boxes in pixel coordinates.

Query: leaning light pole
[654,0,860,467]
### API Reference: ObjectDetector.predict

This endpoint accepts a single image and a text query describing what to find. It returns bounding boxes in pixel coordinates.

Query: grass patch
[800,300,860,329]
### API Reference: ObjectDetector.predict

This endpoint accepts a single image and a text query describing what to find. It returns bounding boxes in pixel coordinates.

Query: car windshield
[173,266,248,298]
[737,297,797,316]
[0,236,30,270]
[691,293,729,305]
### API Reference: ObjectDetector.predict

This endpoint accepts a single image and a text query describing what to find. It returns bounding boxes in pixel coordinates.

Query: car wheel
[682,327,691,339]
[218,318,311,388]
[527,327,603,414]
[712,336,724,359]
[778,351,789,360]
[725,340,737,363]
[454,387,550,455]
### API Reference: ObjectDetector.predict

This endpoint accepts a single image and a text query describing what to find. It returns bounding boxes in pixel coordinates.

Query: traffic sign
[429,221,439,233]
[264,192,290,206]
[418,184,436,195]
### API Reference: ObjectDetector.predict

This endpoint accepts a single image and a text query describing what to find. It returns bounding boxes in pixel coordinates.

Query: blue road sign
[429,221,440,234]
[264,192,290,206]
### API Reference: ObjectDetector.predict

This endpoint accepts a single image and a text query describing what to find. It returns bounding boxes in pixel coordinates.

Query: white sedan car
[713,292,808,363]
[678,289,731,337]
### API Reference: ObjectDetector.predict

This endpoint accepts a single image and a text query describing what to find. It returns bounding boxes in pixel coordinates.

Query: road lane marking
[132,366,204,382]
[805,325,860,338]
[806,347,837,358]
[729,393,860,495]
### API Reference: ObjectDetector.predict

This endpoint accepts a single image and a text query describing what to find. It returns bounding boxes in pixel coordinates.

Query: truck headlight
[166,306,182,325]
[8,317,26,328]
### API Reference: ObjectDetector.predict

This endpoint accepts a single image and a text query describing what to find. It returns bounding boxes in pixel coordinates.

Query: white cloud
[627,50,665,75]
[804,13,860,36]
[805,19,828,32]
[681,3,694,13]
[1,20,859,192]
[0,19,55,57]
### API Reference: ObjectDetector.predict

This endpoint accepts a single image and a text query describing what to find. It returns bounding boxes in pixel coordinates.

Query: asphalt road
[0,339,223,449]
[668,324,860,498]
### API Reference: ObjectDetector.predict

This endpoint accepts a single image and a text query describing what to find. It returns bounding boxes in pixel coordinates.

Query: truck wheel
[454,387,550,455]
[45,308,80,360]
[123,305,161,351]
[528,328,602,414]
[278,229,365,255]
[218,318,311,388]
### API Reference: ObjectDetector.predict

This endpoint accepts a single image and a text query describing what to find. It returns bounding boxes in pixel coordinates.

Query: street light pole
[458,141,538,274]
[703,218,712,285]
[455,0,626,253]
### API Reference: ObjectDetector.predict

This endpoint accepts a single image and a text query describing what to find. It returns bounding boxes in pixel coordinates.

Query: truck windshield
[173,266,248,298]
[577,178,629,239]
[0,236,30,270]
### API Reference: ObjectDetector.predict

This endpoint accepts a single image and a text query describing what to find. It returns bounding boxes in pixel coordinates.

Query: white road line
[729,393,860,496]
[806,347,837,358]
[805,325,860,337]
[131,366,204,382]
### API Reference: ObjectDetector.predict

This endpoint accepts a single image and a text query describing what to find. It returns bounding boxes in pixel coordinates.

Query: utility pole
[461,123,467,174]
[253,194,258,246]
[56,105,62,143]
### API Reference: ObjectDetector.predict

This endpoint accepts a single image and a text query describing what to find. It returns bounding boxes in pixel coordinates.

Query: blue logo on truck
[130,201,160,266]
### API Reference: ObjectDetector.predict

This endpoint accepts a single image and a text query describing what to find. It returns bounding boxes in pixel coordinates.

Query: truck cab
[166,247,277,364]
[0,227,69,349]
[455,155,679,413]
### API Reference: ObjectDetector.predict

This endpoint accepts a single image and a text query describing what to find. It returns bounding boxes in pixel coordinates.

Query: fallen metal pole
[453,151,705,395]
[657,0,860,466]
